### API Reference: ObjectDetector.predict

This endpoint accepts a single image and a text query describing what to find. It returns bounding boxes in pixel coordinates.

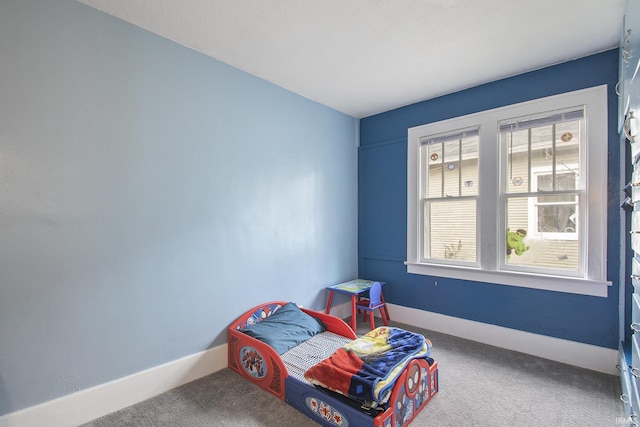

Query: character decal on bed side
[305,397,348,426]
[406,363,420,395]
[248,304,281,327]
[395,388,413,427]
[240,346,266,379]
[416,367,429,407]
[416,381,425,408]
[235,303,283,329]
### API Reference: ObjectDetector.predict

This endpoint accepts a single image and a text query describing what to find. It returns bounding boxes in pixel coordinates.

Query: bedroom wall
[358,50,621,350]
[0,0,358,416]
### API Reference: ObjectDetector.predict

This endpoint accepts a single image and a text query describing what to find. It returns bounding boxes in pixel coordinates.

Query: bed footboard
[383,358,439,426]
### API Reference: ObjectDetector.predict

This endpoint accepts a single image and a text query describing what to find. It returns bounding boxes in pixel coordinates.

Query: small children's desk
[325,279,389,332]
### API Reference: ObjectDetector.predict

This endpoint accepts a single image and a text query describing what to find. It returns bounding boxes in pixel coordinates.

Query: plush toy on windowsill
[506,228,530,258]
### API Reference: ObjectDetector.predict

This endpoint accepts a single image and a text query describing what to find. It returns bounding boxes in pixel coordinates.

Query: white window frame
[406,86,610,297]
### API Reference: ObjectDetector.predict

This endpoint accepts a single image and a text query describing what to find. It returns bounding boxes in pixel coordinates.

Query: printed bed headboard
[231,302,284,329]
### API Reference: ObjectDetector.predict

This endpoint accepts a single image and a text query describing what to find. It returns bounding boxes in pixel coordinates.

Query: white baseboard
[0,344,228,427]
[387,303,618,375]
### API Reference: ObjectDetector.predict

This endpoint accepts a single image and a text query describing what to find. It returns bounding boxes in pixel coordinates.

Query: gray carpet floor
[83,318,624,427]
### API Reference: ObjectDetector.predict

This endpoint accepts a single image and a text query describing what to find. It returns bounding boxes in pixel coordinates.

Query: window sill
[405,262,610,297]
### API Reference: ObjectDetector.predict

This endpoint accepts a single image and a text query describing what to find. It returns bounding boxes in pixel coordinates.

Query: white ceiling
[77,0,625,118]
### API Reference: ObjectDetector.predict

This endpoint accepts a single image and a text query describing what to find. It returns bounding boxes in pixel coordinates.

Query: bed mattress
[280,331,352,384]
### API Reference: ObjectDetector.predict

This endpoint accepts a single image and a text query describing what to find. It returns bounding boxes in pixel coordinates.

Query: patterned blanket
[304,327,432,408]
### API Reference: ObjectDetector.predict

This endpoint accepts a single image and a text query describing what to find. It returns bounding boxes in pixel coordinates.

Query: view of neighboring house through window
[406,86,608,296]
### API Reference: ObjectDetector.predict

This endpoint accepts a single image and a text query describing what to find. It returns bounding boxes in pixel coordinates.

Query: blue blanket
[304,327,432,407]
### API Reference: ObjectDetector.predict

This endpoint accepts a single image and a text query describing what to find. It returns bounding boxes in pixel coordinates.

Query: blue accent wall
[359,50,621,349]
[0,0,358,415]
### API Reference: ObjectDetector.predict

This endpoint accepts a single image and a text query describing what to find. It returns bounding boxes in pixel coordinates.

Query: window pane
[425,143,442,198]
[537,172,576,194]
[443,139,460,197]
[537,200,577,233]
[503,129,531,193]
[532,172,579,236]
[530,125,554,177]
[554,121,581,174]
[506,196,579,272]
[426,199,476,262]
[461,136,478,196]
[422,128,478,199]
[502,109,582,195]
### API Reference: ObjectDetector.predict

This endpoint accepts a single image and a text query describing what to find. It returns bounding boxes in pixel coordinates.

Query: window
[501,109,582,274]
[421,127,478,263]
[406,86,609,296]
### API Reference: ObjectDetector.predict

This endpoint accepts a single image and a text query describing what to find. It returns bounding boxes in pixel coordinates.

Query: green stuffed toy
[506,228,530,258]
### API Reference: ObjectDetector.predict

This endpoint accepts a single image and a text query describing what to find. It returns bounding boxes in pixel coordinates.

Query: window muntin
[406,86,609,296]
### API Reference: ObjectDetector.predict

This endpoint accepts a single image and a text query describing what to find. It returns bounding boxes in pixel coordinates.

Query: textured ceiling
[77,0,625,118]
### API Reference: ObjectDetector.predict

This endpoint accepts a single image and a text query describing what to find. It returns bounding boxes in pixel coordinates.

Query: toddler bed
[228,301,438,426]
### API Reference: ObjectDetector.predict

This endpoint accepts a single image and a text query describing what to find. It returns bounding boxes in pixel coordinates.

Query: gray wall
[0,0,358,415]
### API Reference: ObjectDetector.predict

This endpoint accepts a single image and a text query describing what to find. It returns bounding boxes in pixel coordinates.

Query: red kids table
[325,279,390,332]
